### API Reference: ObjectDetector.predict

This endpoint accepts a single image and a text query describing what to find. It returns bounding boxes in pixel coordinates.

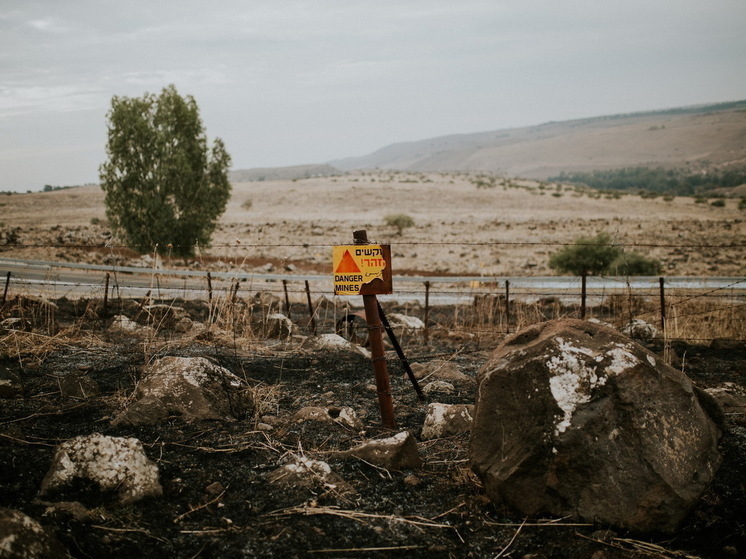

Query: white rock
[620,318,659,341]
[108,314,139,332]
[421,403,474,439]
[387,313,425,330]
[422,380,455,395]
[307,334,371,357]
[40,433,162,504]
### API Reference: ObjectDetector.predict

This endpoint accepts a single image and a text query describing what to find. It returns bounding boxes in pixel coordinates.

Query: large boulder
[112,356,253,425]
[470,318,722,533]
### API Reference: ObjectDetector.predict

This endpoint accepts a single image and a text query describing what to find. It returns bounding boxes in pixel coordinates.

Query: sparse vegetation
[550,166,746,197]
[384,213,415,235]
[607,252,663,276]
[472,175,497,189]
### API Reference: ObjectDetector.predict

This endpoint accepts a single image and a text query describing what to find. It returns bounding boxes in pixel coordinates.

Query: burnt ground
[0,296,744,559]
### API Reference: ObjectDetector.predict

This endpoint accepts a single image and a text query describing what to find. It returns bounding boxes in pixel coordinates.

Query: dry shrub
[665,294,746,343]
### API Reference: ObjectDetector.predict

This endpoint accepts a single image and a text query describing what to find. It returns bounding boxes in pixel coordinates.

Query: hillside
[329,101,746,179]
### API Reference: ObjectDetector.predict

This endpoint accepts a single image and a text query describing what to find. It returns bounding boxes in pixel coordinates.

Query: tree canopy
[549,233,662,276]
[548,233,622,276]
[99,85,231,257]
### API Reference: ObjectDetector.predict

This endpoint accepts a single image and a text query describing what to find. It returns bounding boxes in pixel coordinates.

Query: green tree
[548,233,622,276]
[99,85,231,257]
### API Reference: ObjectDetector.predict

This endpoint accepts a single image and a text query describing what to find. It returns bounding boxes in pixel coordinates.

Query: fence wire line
[5,275,745,299]
[5,273,744,334]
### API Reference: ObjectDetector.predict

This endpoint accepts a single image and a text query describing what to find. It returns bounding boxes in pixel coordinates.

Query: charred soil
[1,297,744,558]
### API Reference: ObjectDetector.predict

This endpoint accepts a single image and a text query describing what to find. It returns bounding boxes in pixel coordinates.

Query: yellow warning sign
[333,245,392,295]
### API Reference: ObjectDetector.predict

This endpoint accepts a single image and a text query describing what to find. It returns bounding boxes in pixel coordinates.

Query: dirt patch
[1,297,744,558]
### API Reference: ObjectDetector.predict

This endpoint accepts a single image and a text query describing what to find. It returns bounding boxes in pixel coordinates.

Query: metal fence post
[353,229,396,429]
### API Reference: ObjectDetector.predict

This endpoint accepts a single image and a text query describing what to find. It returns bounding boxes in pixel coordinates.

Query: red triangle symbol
[335,250,361,273]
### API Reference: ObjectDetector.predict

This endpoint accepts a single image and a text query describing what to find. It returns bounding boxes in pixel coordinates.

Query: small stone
[294,406,332,423]
[620,318,659,341]
[59,372,100,400]
[422,380,455,395]
[205,481,225,497]
[108,314,139,332]
[410,360,473,382]
[403,474,421,486]
[173,317,194,333]
[340,431,422,470]
[421,403,474,439]
[267,458,354,495]
[333,407,365,430]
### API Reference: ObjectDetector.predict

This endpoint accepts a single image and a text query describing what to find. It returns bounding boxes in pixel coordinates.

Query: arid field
[1,171,744,278]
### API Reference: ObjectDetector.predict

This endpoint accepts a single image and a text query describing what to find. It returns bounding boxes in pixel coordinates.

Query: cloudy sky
[2,0,745,191]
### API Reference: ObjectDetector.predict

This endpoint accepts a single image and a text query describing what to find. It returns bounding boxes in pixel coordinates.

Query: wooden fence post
[659,277,666,334]
[103,272,110,314]
[424,281,431,344]
[2,271,11,307]
[305,281,317,335]
[283,280,291,317]
[505,280,510,333]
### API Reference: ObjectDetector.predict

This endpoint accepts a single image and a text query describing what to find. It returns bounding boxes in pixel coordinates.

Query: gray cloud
[1,0,745,190]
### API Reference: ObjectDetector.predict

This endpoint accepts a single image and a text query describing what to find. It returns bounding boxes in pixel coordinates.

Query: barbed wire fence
[1,238,744,349]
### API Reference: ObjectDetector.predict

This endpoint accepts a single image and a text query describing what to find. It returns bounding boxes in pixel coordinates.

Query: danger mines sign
[332,245,393,295]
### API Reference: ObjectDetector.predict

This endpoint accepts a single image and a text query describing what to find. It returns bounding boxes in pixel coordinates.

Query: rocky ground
[1,295,744,558]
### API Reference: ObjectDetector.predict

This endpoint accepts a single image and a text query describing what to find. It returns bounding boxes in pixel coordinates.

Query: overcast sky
[2,0,745,191]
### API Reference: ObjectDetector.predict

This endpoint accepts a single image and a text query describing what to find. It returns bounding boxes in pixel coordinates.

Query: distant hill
[229,164,342,183]
[329,101,746,179]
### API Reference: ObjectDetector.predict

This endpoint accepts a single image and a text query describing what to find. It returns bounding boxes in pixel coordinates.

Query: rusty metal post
[283,280,291,317]
[659,277,666,334]
[377,301,425,401]
[580,273,587,319]
[207,272,213,304]
[354,229,396,428]
[305,280,317,335]
[423,281,431,344]
[2,271,11,307]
